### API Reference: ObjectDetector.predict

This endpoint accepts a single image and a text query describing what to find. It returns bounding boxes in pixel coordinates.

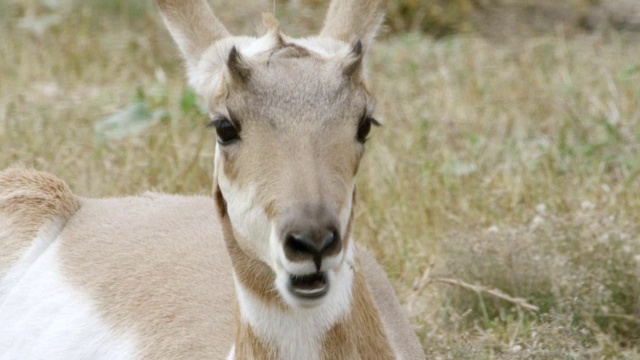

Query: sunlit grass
[1,1,639,358]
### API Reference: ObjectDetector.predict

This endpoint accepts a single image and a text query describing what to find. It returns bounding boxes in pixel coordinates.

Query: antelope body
[0,0,425,359]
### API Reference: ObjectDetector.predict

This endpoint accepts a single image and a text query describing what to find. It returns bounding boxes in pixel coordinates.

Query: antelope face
[211,40,376,307]
[158,0,385,308]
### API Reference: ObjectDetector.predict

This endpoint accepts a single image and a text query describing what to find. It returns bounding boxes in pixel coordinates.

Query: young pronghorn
[0,0,425,359]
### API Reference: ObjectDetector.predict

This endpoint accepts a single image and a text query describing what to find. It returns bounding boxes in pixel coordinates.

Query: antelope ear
[319,0,386,53]
[343,40,364,80]
[226,46,252,84]
[157,0,230,69]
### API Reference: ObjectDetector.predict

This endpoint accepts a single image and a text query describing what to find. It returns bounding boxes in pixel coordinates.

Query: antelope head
[158,0,385,309]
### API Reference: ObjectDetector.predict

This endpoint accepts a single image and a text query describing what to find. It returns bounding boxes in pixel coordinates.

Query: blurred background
[1,0,639,358]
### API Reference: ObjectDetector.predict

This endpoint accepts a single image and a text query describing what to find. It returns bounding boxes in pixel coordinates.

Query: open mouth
[288,272,329,299]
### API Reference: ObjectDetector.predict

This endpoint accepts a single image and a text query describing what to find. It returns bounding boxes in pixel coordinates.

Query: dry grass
[2,0,640,358]
[361,31,640,358]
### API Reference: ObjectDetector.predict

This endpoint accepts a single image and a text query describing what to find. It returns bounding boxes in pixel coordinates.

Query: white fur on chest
[0,237,136,360]
[232,264,354,360]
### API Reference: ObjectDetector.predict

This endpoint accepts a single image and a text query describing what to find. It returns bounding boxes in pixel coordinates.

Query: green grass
[1,1,640,358]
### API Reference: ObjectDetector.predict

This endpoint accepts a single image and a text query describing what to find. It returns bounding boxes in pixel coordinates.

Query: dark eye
[209,117,240,145]
[356,116,380,143]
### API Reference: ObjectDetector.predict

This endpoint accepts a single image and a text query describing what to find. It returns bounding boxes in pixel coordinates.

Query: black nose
[286,230,337,255]
[281,205,342,268]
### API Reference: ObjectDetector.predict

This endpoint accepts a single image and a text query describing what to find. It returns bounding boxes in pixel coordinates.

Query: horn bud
[343,40,364,80]
[226,46,252,84]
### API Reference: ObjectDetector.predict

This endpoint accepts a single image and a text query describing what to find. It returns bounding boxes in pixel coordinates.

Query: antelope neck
[214,185,393,359]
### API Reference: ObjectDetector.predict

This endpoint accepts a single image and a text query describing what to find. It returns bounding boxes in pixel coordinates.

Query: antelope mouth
[288,272,329,298]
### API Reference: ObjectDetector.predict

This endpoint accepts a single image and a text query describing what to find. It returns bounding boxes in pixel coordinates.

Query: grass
[1,0,640,358]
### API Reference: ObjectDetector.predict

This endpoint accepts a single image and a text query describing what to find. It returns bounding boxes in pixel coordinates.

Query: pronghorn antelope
[0,0,425,359]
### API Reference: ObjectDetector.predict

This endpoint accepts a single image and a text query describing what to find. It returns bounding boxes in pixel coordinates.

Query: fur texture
[0,166,78,283]
[0,169,424,359]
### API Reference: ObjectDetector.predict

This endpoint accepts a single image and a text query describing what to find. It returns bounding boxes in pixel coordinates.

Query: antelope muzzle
[279,205,342,299]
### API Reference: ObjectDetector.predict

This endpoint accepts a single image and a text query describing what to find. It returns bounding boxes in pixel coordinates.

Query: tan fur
[156,0,230,68]
[59,193,235,360]
[0,169,424,358]
[320,0,387,51]
[0,166,79,279]
[320,270,396,360]
[324,248,426,360]
[358,246,426,360]
[233,304,280,359]
[214,185,283,308]
[216,49,371,220]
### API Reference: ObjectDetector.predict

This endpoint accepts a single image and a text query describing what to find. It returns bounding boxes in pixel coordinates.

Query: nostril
[318,230,339,254]
[285,234,318,257]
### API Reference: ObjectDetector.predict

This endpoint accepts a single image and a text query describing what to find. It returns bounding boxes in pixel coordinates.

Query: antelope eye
[209,117,240,145]
[356,116,379,143]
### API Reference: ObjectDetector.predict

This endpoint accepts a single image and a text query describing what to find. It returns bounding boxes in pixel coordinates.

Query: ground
[1,0,639,358]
